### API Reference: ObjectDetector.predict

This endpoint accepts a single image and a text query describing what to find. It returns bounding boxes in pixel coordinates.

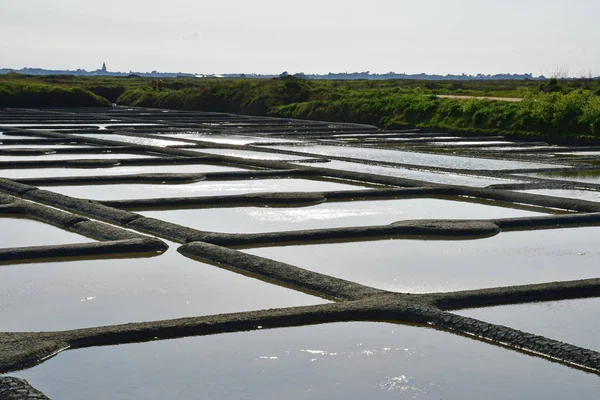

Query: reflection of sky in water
[274,144,567,170]
[0,164,247,179]
[0,218,93,248]
[0,123,160,129]
[519,171,600,185]
[427,141,514,146]
[160,132,302,145]
[190,148,316,160]
[43,179,365,200]
[247,227,600,293]
[0,144,96,149]
[142,198,543,233]
[299,160,518,187]
[521,189,600,203]
[72,134,188,147]
[0,240,323,331]
[0,153,156,161]
[458,297,600,352]
[15,322,600,399]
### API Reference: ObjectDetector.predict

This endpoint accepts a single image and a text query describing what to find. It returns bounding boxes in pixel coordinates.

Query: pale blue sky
[1,0,597,75]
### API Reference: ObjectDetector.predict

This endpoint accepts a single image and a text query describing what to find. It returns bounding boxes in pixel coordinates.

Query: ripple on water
[14,322,600,399]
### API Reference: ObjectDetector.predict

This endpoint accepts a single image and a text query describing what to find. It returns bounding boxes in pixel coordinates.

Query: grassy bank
[0,81,111,107]
[2,73,600,141]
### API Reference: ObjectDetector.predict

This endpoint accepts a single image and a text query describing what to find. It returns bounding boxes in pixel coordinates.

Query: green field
[2,73,600,142]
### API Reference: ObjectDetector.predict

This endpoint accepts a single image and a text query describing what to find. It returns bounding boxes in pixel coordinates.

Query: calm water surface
[0,241,324,331]
[272,144,566,170]
[191,148,317,161]
[457,298,600,352]
[0,164,248,179]
[142,198,544,234]
[15,322,600,399]
[521,189,600,203]
[42,179,367,201]
[246,228,600,293]
[0,218,93,248]
[304,160,519,187]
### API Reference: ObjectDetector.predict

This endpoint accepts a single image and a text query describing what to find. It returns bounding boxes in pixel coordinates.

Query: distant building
[101,62,107,73]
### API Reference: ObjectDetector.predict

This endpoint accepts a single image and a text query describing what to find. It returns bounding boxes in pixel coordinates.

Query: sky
[1,0,598,76]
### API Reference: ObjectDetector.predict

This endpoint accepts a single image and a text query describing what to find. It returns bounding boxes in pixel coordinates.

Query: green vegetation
[2,73,600,141]
[0,80,111,108]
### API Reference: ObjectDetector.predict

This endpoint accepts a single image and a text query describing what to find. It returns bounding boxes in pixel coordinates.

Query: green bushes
[3,73,600,140]
[0,82,110,107]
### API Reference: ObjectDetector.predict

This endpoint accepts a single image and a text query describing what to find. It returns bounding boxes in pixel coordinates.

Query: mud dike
[0,107,599,398]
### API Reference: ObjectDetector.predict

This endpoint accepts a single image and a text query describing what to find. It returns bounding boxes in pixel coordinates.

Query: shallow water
[477,146,556,152]
[0,123,160,129]
[521,189,600,203]
[160,133,302,145]
[142,199,544,234]
[427,141,514,146]
[0,144,97,149]
[272,144,566,170]
[457,298,600,352]
[246,228,600,293]
[0,164,248,179]
[519,170,600,185]
[0,153,157,161]
[72,134,189,147]
[0,133,39,140]
[0,241,324,331]
[301,160,519,187]
[556,151,600,156]
[15,322,600,399]
[42,178,367,201]
[191,148,317,161]
[0,218,93,248]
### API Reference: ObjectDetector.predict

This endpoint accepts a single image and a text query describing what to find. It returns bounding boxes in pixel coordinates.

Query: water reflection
[0,217,93,248]
[15,322,600,399]
[142,198,544,234]
[43,179,367,201]
[457,298,600,351]
[246,228,600,293]
[272,144,567,170]
[0,240,324,331]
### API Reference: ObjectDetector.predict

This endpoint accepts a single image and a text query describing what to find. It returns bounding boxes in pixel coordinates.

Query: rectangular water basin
[0,145,98,149]
[141,198,545,234]
[41,178,368,201]
[427,141,515,146]
[160,133,302,145]
[190,148,317,161]
[457,297,600,352]
[245,227,600,293]
[0,241,324,331]
[519,170,600,185]
[299,160,519,187]
[272,144,567,170]
[0,164,249,179]
[72,134,190,147]
[520,189,600,203]
[0,153,158,161]
[0,217,93,248]
[15,322,600,400]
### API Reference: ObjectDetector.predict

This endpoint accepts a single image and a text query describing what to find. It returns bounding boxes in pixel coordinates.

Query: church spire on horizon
[101,62,107,73]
